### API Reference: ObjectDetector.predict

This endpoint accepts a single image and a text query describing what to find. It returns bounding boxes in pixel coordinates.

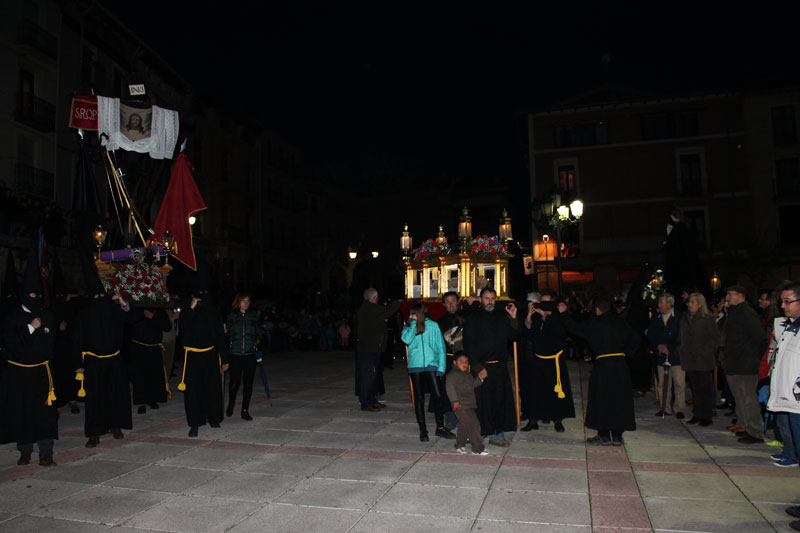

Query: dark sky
[107,2,800,183]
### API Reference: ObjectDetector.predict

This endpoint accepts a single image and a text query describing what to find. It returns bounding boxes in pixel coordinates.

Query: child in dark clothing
[445,352,488,455]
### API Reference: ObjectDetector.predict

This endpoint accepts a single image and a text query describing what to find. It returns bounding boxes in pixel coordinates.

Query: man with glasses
[724,285,768,444]
[769,284,800,529]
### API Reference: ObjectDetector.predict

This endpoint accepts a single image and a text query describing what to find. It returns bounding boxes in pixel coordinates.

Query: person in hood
[0,245,59,466]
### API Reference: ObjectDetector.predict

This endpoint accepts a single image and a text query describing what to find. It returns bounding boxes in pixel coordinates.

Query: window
[776,158,800,196]
[554,121,609,148]
[677,151,705,196]
[772,106,797,147]
[779,206,800,247]
[641,111,699,140]
[557,164,576,192]
[683,209,708,250]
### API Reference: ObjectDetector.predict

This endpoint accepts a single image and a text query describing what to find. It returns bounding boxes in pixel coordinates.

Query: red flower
[434,249,441,254]
[121,290,130,297]
[422,251,429,257]
[489,247,496,253]
[471,245,478,252]
[482,234,488,239]
[500,246,506,252]
[142,286,150,293]
[126,276,134,284]
[143,278,152,285]
[480,243,487,250]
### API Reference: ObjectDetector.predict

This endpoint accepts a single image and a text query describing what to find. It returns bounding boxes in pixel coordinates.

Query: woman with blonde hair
[679,292,720,426]
[401,303,454,442]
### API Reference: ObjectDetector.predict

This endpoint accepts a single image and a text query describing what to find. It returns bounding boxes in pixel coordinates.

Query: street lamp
[538,194,584,296]
[436,225,447,246]
[93,225,107,260]
[348,251,358,260]
[371,251,379,259]
[400,224,412,253]
[498,209,513,242]
[710,272,721,294]
[458,207,472,252]
[188,216,196,225]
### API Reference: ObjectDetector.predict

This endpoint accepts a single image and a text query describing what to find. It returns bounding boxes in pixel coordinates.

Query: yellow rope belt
[484,360,500,364]
[131,340,171,399]
[8,360,56,406]
[596,352,624,359]
[76,350,121,397]
[536,350,565,399]
[178,346,215,392]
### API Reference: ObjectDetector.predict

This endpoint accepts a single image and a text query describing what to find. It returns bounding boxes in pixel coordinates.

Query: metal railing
[13,163,54,199]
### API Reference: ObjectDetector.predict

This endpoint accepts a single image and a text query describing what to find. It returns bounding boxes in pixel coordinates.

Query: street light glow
[570,199,584,219]
[348,251,357,260]
[188,216,196,225]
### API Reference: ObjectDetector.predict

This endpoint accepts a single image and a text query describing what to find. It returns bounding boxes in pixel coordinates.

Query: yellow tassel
[75,371,84,381]
[178,382,186,391]
[76,371,86,397]
[554,384,565,399]
[48,390,57,405]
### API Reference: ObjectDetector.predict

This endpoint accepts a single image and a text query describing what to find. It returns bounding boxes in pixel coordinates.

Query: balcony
[15,92,55,132]
[16,19,58,60]
[14,163,54,199]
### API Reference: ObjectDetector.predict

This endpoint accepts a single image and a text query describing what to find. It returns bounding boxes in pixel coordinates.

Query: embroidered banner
[69,95,98,130]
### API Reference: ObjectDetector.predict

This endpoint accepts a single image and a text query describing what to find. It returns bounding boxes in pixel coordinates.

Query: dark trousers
[455,408,484,453]
[409,371,444,432]
[686,370,714,420]
[228,353,257,412]
[357,351,379,408]
[17,439,54,458]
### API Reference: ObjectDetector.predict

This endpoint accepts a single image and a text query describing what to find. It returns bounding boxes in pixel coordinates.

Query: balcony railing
[15,92,55,132]
[14,163,54,199]
[16,19,58,60]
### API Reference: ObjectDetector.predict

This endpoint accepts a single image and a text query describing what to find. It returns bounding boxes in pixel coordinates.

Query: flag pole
[513,341,521,428]
[405,345,415,410]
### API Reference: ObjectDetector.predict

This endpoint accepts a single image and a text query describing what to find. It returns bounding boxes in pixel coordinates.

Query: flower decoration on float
[102,249,170,304]
[412,238,452,262]
[468,235,508,257]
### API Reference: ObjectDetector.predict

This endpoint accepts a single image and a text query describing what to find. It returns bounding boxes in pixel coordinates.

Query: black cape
[127,308,172,405]
[523,312,575,421]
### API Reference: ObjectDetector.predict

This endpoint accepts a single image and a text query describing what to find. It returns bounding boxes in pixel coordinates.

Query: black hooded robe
[0,305,59,445]
[75,295,133,437]
[178,299,229,427]
[127,308,172,405]
[523,312,575,422]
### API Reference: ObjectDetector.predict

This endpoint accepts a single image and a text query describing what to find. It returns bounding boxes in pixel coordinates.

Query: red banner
[69,95,98,130]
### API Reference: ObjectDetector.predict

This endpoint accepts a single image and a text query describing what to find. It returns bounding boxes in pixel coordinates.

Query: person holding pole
[463,288,519,447]
[401,303,454,442]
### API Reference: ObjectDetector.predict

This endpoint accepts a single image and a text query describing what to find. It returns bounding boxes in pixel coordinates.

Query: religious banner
[97,96,179,159]
[69,95,98,130]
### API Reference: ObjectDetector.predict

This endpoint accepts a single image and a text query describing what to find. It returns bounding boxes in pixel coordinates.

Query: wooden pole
[405,345,415,410]
[513,341,521,428]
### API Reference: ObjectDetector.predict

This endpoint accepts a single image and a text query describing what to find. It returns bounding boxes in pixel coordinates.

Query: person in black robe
[177,272,229,437]
[462,288,518,447]
[559,296,640,445]
[0,245,58,466]
[521,293,575,432]
[128,308,172,414]
[75,254,133,447]
[50,251,81,414]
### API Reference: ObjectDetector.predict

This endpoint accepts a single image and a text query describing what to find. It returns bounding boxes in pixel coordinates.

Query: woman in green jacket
[402,303,454,442]
[225,292,261,420]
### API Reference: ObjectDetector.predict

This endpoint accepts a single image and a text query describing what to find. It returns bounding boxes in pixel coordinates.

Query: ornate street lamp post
[538,195,583,296]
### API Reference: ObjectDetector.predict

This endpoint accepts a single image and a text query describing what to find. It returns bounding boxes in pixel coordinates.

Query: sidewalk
[0,351,797,532]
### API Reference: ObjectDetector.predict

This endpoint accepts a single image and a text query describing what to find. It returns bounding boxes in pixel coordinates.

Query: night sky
[107,2,800,185]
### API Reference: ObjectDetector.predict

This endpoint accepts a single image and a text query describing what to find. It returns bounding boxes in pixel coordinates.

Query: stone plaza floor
[0,350,798,532]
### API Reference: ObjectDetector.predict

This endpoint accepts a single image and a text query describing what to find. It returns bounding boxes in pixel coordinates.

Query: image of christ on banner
[120,103,152,142]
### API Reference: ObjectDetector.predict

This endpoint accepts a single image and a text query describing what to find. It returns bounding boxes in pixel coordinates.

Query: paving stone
[236,453,335,476]
[751,501,800,532]
[493,465,588,493]
[351,511,473,532]
[31,458,145,485]
[30,485,167,525]
[471,520,591,532]
[625,444,714,464]
[158,446,258,470]
[229,502,363,532]
[97,442,192,464]
[356,434,435,452]
[0,478,87,514]
[373,483,486,519]
[0,514,107,531]
[224,428,297,445]
[729,475,800,504]
[635,471,744,500]
[122,494,259,532]
[276,477,389,510]
[105,464,219,493]
[479,489,590,525]
[507,441,586,460]
[187,471,302,501]
[644,496,774,532]
[314,457,413,482]
[399,461,498,488]
[284,431,367,449]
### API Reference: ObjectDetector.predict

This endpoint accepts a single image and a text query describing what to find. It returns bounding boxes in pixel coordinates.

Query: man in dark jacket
[723,286,767,443]
[463,288,518,446]
[356,288,400,411]
[647,293,685,418]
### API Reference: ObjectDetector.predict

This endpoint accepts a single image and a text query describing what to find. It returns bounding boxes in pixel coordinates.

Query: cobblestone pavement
[0,351,797,532]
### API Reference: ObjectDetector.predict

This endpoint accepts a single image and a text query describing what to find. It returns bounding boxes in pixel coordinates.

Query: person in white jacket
[768,283,800,530]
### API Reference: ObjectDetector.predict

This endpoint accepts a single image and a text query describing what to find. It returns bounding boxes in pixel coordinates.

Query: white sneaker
[473,450,489,456]
[456,447,468,454]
